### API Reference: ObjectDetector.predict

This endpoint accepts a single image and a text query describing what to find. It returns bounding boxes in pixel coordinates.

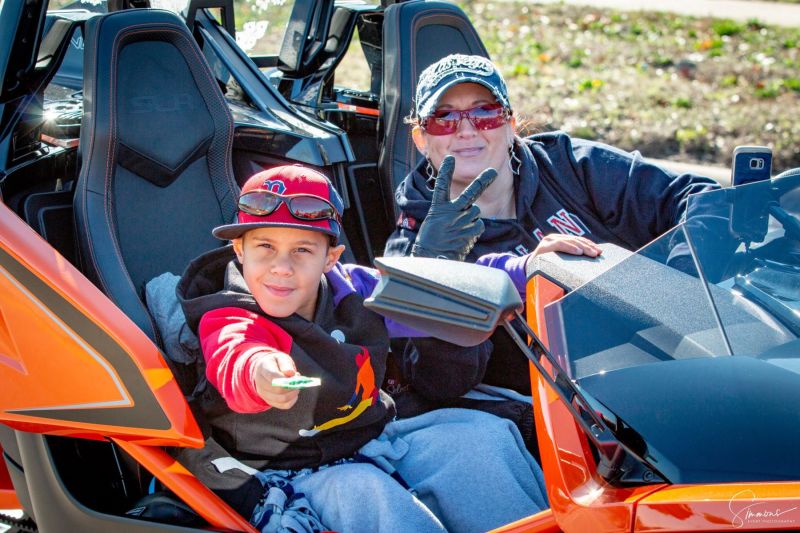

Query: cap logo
[422,55,495,88]
[261,179,286,194]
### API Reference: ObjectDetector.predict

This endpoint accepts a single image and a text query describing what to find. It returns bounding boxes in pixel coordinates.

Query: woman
[384,53,720,398]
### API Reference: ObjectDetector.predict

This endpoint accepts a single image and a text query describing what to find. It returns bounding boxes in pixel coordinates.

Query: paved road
[530,0,800,28]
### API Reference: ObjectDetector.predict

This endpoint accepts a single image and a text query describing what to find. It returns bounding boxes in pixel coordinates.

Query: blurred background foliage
[456,1,800,171]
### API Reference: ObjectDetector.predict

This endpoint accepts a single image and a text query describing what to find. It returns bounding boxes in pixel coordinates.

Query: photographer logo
[729,489,797,529]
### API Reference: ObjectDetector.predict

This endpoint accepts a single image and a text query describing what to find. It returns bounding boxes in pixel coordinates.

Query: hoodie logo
[547,209,588,236]
[397,213,417,231]
[532,209,589,241]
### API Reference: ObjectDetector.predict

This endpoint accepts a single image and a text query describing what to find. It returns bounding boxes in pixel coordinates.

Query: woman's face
[413,82,515,191]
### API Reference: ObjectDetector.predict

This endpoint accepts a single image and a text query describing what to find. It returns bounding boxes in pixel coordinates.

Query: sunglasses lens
[423,104,508,136]
[424,110,461,135]
[237,190,340,224]
[288,196,337,221]
[471,105,507,130]
[239,191,281,215]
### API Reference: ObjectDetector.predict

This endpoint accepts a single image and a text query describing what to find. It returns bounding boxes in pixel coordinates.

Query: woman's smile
[451,146,485,157]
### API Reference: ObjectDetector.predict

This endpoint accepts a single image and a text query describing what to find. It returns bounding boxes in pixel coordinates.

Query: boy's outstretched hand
[253,352,300,409]
[411,155,497,261]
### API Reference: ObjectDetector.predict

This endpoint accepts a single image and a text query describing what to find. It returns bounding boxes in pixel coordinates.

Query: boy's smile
[233,226,344,321]
[265,284,294,297]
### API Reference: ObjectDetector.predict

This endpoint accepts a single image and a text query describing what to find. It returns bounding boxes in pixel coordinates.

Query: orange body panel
[113,440,257,532]
[526,274,800,533]
[0,490,19,509]
[490,508,562,533]
[0,493,19,510]
[635,483,800,532]
[0,203,201,447]
[527,275,666,533]
[0,263,132,410]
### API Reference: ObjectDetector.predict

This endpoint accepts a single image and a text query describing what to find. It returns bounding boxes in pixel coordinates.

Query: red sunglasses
[421,103,511,136]
[238,189,342,223]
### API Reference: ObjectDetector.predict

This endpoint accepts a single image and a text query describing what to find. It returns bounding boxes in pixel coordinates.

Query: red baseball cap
[212,165,343,242]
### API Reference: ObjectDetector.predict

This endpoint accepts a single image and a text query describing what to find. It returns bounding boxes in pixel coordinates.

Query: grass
[456,1,800,171]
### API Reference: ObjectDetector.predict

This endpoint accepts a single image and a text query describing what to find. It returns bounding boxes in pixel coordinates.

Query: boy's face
[233,227,344,321]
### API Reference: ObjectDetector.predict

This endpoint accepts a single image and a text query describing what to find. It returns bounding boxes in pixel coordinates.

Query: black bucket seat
[74,9,238,343]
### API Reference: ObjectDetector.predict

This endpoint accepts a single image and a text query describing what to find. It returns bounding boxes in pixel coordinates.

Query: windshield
[544,172,800,484]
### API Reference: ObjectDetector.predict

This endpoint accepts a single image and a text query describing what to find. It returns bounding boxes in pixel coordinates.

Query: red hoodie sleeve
[198,307,294,414]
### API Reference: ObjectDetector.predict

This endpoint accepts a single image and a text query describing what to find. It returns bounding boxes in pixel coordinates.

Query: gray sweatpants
[289,408,548,533]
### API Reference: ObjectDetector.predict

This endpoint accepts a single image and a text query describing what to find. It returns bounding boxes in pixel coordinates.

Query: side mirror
[364,257,523,347]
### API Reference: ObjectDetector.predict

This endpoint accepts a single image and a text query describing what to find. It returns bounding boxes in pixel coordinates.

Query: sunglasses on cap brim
[238,189,342,224]
[421,103,511,136]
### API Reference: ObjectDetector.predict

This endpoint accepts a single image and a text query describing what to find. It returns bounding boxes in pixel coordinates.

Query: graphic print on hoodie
[298,346,378,437]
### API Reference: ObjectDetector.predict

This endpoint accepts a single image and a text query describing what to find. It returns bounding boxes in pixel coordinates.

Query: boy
[176,165,547,532]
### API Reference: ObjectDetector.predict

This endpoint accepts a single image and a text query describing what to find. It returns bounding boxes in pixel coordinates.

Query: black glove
[411,155,498,261]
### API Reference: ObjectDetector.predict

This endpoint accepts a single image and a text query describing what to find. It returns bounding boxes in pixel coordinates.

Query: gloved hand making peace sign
[411,155,498,261]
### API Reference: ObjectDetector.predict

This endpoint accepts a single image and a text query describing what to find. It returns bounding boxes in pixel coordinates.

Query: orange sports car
[1,0,799,531]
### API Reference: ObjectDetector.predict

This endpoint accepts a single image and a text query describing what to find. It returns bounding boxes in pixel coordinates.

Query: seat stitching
[165,23,238,214]
[79,17,103,275]
[117,135,214,185]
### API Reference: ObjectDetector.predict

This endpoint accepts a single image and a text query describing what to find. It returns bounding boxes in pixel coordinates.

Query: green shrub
[755,80,782,98]
[578,79,604,92]
[721,75,739,87]
[784,78,800,93]
[673,97,693,109]
[570,126,599,139]
[712,19,744,37]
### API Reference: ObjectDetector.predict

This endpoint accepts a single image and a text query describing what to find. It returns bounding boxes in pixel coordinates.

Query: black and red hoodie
[176,244,415,467]
[176,245,492,515]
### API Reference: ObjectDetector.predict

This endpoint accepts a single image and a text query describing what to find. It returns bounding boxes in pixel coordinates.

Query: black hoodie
[174,245,494,516]
[174,245,395,516]
[177,245,398,466]
[385,132,719,393]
